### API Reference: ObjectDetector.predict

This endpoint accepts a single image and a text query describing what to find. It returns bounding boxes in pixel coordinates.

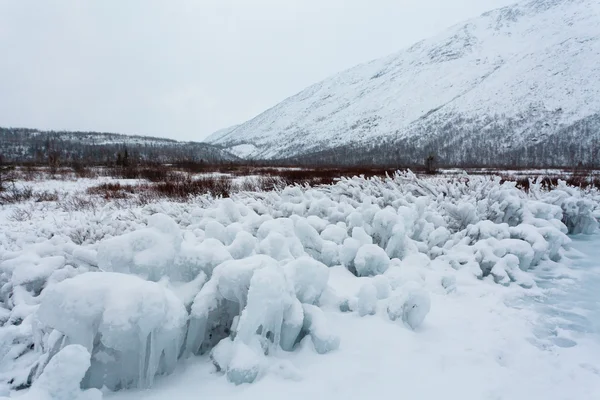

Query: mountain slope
[204,124,239,143]
[207,0,600,166]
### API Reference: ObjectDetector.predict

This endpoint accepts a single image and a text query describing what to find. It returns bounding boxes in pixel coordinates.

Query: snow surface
[207,0,600,159]
[107,238,600,400]
[1,172,600,399]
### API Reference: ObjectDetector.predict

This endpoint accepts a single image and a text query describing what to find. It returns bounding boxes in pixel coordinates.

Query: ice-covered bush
[3,345,102,400]
[35,272,187,390]
[354,244,390,276]
[186,255,337,384]
[97,213,183,281]
[387,286,431,330]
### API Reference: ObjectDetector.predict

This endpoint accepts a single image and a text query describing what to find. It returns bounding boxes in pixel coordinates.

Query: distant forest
[274,112,600,169]
[0,127,236,166]
[2,113,600,169]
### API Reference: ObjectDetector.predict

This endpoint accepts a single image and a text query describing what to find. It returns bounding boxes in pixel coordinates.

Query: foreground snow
[1,172,600,399]
[109,257,600,400]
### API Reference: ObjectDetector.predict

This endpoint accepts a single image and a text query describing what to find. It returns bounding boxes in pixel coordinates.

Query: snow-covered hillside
[204,125,240,143]
[207,0,600,166]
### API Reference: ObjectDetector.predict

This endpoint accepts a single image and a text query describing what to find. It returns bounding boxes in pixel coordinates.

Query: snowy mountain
[207,0,600,167]
[204,124,239,143]
[0,127,238,164]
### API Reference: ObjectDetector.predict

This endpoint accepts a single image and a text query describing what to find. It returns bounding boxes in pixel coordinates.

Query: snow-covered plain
[1,172,600,399]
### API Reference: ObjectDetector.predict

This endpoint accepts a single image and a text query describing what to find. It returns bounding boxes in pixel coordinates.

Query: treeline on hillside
[0,127,236,166]
[3,110,600,170]
[277,112,600,169]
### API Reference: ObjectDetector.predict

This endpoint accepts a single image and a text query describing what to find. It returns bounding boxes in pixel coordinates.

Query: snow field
[1,171,599,398]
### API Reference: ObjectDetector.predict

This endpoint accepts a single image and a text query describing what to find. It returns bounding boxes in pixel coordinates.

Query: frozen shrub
[256,218,304,259]
[283,257,329,305]
[427,226,451,248]
[204,220,228,243]
[466,221,510,242]
[509,224,549,266]
[36,272,187,390]
[340,237,361,272]
[357,283,378,316]
[320,224,347,245]
[351,227,373,245]
[173,238,233,281]
[186,255,279,355]
[280,300,304,352]
[484,185,525,226]
[385,226,410,259]
[258,232,297,261]
[319,240,340,267]
[402,288,431,330]
[490,262,511,286]
[97,213,183,281]
[294,219,323,256]
[497,239,535,271]
[256,218,295,241]
[306,215,330,232]
[235,266,295,353]
[384,253,429,290]
[219,266,302,383]
[346,211,365,230]
[354,244,390,277]
[226,341,263,385]
[301,304,340,354]
[227,231,257,260]
[371,207,398,248]
[387,286,431,330]
[18,345,101,400]
[445,202,479,231]
[495,254,535,288]
[210,337,234,373]
[543,183,599,234]
[371,275,391,299]
[0,254,66,295]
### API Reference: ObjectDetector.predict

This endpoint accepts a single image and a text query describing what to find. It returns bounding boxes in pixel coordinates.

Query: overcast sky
[0,0,515,142]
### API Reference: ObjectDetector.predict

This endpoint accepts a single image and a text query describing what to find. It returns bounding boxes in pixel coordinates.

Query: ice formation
[0,345,102,400]
[35,272,187,390]
[1,172,599,394]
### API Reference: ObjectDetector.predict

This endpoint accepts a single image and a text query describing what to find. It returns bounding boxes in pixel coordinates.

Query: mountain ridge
[206,0,600,167]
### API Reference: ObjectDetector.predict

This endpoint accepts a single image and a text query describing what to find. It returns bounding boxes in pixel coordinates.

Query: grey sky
[0,0,514,142]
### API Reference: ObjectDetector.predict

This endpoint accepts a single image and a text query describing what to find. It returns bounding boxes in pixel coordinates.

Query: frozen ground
[1,172,599,400]
[108,247,600,400]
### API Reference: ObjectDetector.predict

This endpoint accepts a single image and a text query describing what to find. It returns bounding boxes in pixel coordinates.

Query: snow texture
[1,171,599,397]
